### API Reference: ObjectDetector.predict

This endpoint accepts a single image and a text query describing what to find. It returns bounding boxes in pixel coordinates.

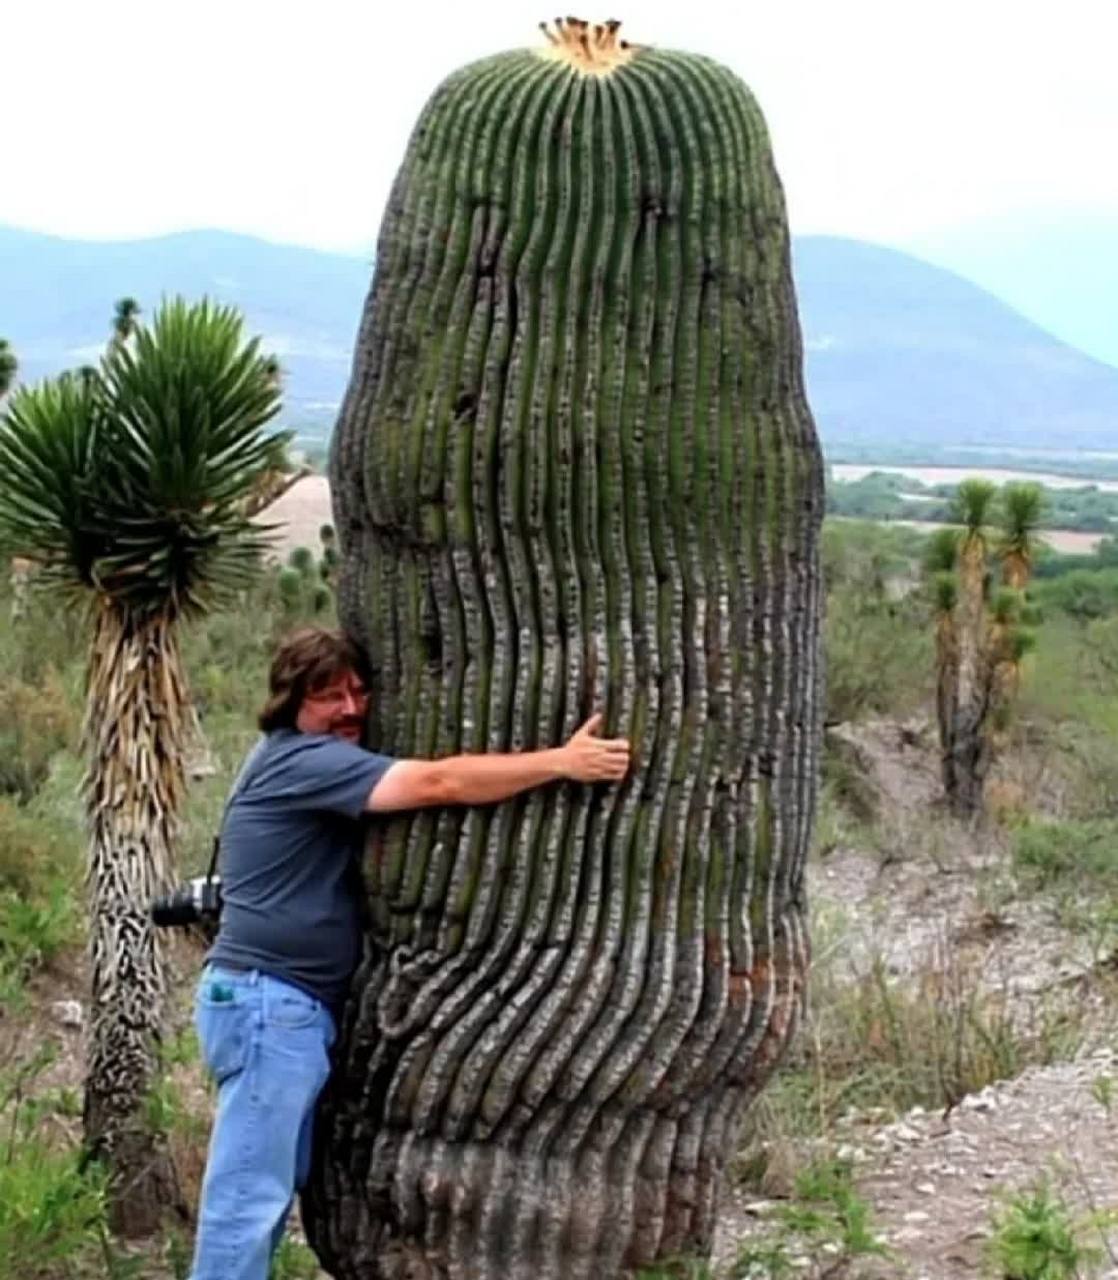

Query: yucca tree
[0,299,284,1234]
[926,528,961,770]
[0,339,16,396]
[928,481,1043,814]
[940,480,997,813]
[110,296,141,349]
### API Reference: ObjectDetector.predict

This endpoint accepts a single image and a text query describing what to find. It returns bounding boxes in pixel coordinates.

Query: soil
[255,473,333,562]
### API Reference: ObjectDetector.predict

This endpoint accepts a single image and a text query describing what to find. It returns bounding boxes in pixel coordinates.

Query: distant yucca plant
[927,481,1045,814]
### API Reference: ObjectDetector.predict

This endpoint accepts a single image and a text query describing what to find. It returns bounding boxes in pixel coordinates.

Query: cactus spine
[314,19,824,1278]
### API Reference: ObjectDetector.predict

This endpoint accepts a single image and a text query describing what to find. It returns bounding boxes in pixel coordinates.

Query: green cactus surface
[315,18,824,1279]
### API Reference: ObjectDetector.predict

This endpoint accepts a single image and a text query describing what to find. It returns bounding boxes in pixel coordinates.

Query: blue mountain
[2,225,1116,452]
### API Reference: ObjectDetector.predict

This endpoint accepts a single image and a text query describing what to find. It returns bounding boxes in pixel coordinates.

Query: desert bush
[987,1182,1100,1280]
[1011,818,1118,888]
[0,791,82,902]
[0,879,75,978]
[0,667,79,803]
[0,1140,107,1278]
[1012,616,1118,817]
[0,1048,108,1279]
[1031,568,1118,621]
[822,521,932,723]
[738,906,1086,1191]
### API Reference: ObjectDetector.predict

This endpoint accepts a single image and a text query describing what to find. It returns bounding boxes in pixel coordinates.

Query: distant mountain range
[910,212,1118,369]
[2,225,1116,454]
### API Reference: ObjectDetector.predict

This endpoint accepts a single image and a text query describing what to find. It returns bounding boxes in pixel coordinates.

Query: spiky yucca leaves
[0,299,284,1235]
[989,486,1044,719]
[999,482,1044,591]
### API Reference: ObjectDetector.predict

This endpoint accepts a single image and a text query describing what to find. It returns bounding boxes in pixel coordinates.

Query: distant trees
[0,299,285,1234]
[928,480,1042,815]
[0,339,16,397]
[829,469,1118,535]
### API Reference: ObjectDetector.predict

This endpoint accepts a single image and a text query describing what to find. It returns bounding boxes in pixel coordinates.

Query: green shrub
[0,1046,106,1277]
[0,878,76,976]
[729,1158,886,1278]
[269,1238,323,1279]
[0,1140,107,1278]
[1032,568,1118,621]
[1014,616,1118,817]
[821,521,932,724]
[0,792,82,900]
[987,1183,1097,1280]
[0,667,78,802]
[1012,819,1118,888]
[287,545,316,577]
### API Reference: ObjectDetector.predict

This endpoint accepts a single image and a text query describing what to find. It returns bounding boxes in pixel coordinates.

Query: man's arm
[365,713,630,813]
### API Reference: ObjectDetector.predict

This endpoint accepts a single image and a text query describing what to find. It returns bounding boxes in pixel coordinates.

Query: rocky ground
[712,719,1118,1278]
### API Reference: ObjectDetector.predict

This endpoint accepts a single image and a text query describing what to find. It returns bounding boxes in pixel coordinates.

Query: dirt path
[716,1054,1118,1278]
[255,473,332,561]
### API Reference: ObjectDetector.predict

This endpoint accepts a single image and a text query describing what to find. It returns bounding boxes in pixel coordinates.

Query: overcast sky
[4,0,1116,255]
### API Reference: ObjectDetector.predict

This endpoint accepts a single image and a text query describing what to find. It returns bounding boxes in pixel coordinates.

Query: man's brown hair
[258,627,371,732]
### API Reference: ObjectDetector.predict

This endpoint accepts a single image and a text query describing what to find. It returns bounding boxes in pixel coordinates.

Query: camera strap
[207,735,270,888]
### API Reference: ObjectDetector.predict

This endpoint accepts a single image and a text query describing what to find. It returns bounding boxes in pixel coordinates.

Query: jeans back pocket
[263,980,320,1030]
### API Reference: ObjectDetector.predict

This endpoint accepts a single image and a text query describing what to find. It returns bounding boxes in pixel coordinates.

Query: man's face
[295,668,369,743]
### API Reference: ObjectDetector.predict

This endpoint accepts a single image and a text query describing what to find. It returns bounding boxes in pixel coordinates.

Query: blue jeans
[189,965,336,1280]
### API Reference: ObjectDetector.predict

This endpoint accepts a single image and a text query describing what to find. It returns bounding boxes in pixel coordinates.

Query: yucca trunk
[934,609,958,766]
[82,600,187,1235]
[312,22,823,1277]
[942,534,989,815]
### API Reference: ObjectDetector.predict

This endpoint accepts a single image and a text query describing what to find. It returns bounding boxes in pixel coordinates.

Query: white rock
[915,1181,937,1195]
[51,1000,83,1029]
[962,1090,997,1112]
[904,1210,931,1224]
[892,1123,923,1143]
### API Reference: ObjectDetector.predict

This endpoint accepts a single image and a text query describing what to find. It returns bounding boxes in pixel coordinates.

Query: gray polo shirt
[206,729,394,1009]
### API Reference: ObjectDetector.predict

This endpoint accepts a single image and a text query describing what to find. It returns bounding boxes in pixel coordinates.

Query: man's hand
[558,713,631,783]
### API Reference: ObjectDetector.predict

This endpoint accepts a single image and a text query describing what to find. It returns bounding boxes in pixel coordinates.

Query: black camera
[150,876,223,928]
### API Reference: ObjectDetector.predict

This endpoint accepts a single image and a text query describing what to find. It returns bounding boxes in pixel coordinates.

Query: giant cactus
[311,18,824,1278]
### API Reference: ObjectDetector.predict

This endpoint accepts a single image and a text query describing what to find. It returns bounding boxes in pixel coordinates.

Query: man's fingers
[579,712,603,737]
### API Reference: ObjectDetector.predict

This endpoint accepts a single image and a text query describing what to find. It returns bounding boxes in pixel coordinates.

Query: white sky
[4,0,1116,255]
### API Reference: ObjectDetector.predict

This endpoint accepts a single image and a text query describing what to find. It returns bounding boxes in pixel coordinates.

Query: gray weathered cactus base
[309,914,806,1277]
[308,17,823,1279]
